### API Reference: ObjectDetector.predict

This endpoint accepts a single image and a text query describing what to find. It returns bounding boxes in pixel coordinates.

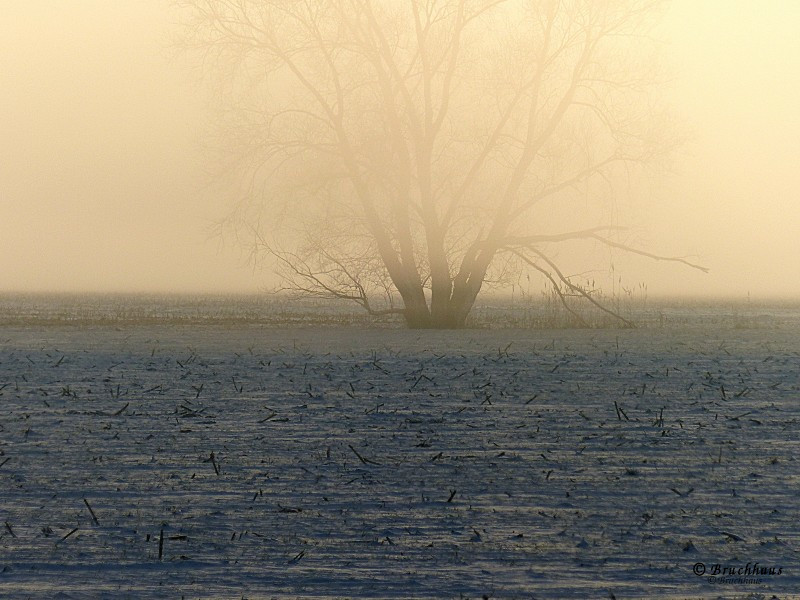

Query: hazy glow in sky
[1,1,799,297]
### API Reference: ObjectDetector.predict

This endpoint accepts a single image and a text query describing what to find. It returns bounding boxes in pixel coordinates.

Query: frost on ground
[0,325,798,599]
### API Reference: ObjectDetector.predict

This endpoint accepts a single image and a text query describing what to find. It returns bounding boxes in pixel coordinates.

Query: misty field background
[3,0,800,598]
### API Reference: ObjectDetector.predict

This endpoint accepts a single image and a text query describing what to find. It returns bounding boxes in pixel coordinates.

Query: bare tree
[176,0,705,328]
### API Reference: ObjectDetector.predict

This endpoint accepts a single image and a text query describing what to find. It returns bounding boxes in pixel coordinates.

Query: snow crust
[1,325,798,598]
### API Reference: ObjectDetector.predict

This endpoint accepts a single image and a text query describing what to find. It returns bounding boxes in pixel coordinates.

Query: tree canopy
[177,0,704,328]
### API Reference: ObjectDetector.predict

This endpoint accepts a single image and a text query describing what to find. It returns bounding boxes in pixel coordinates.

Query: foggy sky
[2,0,799,298]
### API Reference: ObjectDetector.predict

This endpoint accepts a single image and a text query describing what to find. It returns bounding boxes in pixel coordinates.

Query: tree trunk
[395,266,432,328]
[404,302,433,328]
[401,284,478,329]
[447,247,497,328]
[393,242,493,329]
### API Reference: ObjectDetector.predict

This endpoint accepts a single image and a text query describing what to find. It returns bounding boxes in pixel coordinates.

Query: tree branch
[508,247,635,328]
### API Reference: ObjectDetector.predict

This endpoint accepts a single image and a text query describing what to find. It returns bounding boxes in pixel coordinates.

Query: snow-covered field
[1,321,799,599]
